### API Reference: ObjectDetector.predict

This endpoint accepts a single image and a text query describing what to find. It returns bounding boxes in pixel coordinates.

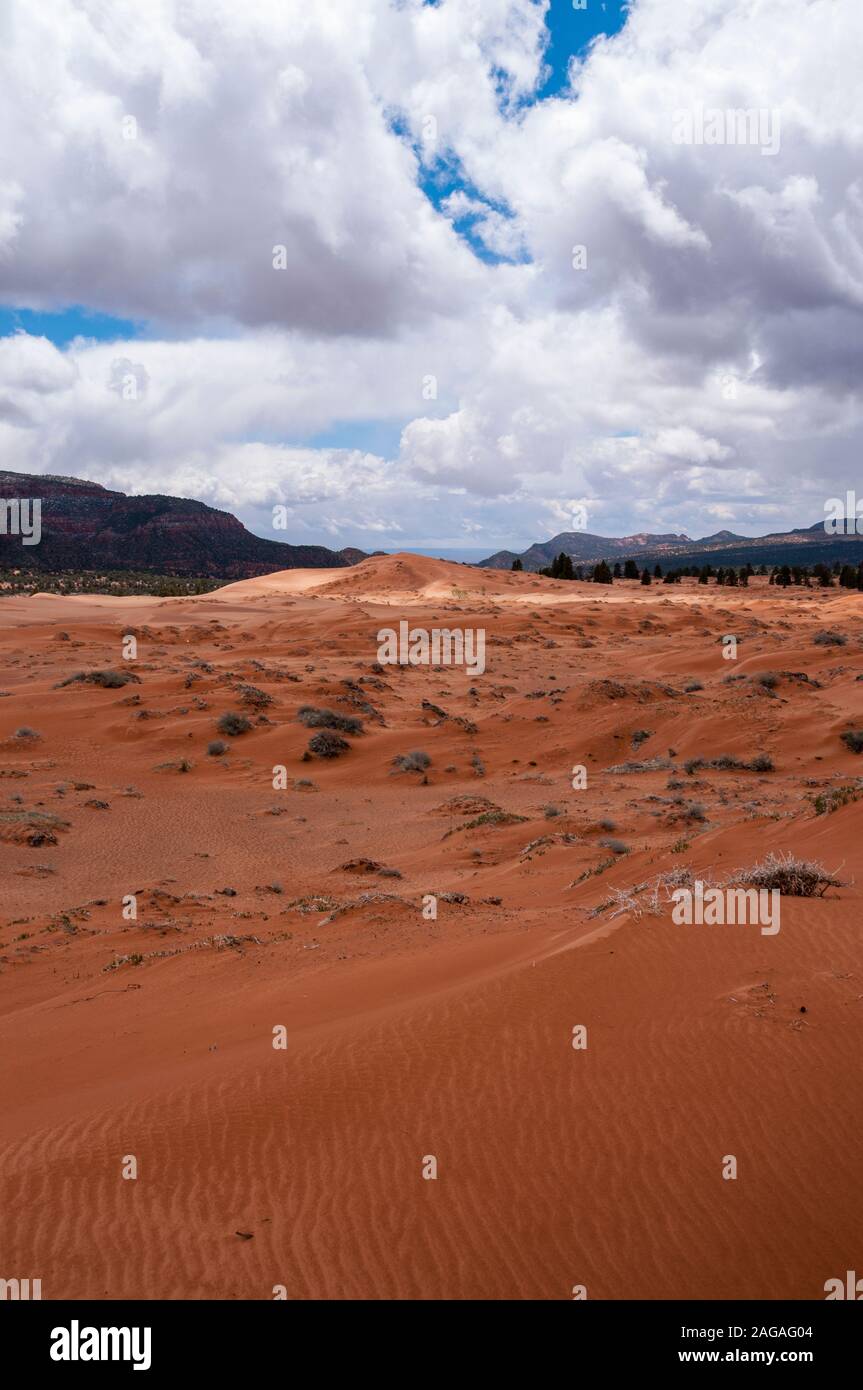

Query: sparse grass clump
[456,809,528,832]
[57,668,140,689]
[606,756,673,774]
[104,952,144,972]
[217,711,252,737]
[812,784,861,815]
[298,706,363,735]
[840,730,863,754]
[392,749,431,773]
[813,629,847,647]
[308,730,350,758]
[0,810,68,847]
[749,754,774,772]
[684,754,773,774]
[590,857,616,877]
[235,683,274,709]
[207,740,228,757]
[732,851,843,897]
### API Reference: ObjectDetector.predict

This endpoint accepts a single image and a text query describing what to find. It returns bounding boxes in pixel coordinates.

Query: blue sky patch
[540,0,629,96]
[307,418,406,457]
[0,305,140,347]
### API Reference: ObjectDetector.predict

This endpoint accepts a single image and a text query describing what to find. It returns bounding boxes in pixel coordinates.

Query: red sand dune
[1,555,862,1299]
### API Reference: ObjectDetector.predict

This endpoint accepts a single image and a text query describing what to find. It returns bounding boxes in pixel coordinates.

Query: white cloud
[1,0,862,550]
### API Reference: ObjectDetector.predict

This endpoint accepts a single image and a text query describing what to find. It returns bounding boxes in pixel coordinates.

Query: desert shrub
[235,683,274,709]
[685,754,773,774]
[0,809,68,847]
[57,668,140,688]
[813,629,847,647]
[755,672,779,690]
[841,730,863,754]
[598,818,617,832]
[598,837,629,855]
[297,706,363,734]
[456,809,528,831]
[13,726,40,739]
[606,756,673,774]
[543,804,562,819]
[217,711,252,737]
[207,740,228,756]
[308,730,349,758]
[684,680,703,692]
[631,729,652,748]
[732,851,842,897]
[684,802,707,822]
[812,785,861,815]
[393,749,431,772]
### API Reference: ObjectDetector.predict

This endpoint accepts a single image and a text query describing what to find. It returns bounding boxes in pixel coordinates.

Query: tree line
[510,554,863,588]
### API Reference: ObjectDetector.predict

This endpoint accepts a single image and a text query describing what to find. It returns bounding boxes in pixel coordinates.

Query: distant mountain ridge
[480,530,692,570]
[479,521,863,573]
[0,470,365,577]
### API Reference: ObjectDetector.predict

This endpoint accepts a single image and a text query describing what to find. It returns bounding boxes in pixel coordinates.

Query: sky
[0,0,861,560]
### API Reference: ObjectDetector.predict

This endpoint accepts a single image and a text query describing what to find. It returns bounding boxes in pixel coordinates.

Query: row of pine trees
[511,554,863,588]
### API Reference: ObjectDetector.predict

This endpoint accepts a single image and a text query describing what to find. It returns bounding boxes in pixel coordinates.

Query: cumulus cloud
[0,0,862,551]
